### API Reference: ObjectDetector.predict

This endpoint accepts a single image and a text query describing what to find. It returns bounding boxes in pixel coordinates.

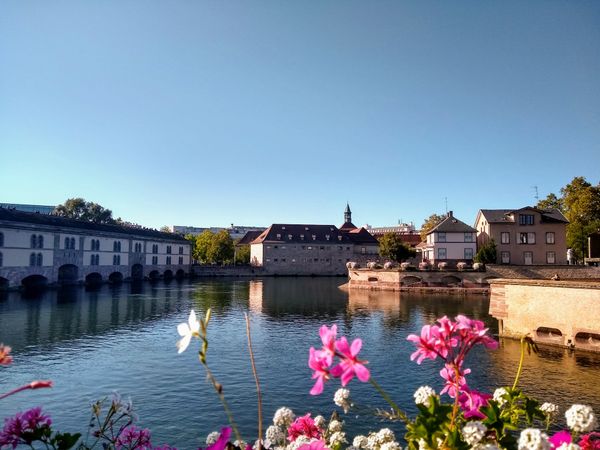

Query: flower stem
[368,378,409,423]
[245,313,263,450]
[511,336,526,390]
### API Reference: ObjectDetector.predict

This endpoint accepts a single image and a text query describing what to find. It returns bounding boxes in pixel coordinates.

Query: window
[464,248,474,259]
[113,255,121,265]
[31,235,37,248]
[464,233,473,242]
[65,237,70,249]
[179,246,184,254]
[113,241,119,252]
[519,232,536,244]
[300,234,304,240]
[178,256,183,265]
[91,254,99,265]
[312,235,316,241]
[30,252,36,266]
[36,253,43,266]
[501,232,510,244]
[546,232,555,244]
[361,247,366,254]
[166,256,172,265]
[152,256,158,265]
[523,251,533,265]
[501,251,510,264]
[71,237,76,249]
[437,248,447,259]
[547,252,556,264]
[152,244,158,254]
[0,232,3,247]
[288,234,292,240]
[325,234,330,241]
[438,232,446,243]
[519,214,534,225]
[91,239,100,251]
[167,245,172,254]
[319,246,324,250]
[276,234,281,239]
[338,236,342,241]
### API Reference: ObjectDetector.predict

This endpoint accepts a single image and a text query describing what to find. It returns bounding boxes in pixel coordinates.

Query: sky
[1,1,599,230]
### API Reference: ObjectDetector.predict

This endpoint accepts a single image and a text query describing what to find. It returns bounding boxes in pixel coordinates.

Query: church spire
[344,202,352,224]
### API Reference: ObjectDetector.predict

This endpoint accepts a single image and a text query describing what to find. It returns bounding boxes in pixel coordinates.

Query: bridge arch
[148,270,160,281]
[21,274,48,290]
[441,275,462,286]
[401,275,422,286]
[85,272,103,286]
[175,269,185,279]
[58,264,79,286]
[108,272,123,284]
[131,264,144,281]
[163,269,173,280]
[0,277,8,291]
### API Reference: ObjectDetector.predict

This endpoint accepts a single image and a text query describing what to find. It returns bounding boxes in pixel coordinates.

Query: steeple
[344,202,352,224]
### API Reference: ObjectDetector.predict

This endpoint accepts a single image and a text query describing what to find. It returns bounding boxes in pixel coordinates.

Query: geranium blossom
[550,431,573,448]
[0,344,12,366]
[317,325,337,366]
[115,425,152,450]
[330,337,370,386]
[176,310,201,354]
[308,347,331,395]
[459,388,492,420]
[0,407,52,448]
[297,439,330,450]
[287,414,322,442]
[579,432,600,449]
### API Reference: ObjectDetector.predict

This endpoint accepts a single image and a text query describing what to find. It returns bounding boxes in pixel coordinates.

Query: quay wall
[489,279,600,352]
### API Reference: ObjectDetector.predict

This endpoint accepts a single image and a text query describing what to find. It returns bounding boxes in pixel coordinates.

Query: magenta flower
[549,430,572,448]
[317,325,337,366]
[455,315,498,350]
[406,325,442,364]
[205,427,231,450]
[330,337,370,386]
[287,414,322,442]
[439,363,470,398]
[298,440,330,450]
[0,407,52,448]
[458,388,491,419]
[116,425,153,450]
[580,432,600,450]
[308,347,331,395]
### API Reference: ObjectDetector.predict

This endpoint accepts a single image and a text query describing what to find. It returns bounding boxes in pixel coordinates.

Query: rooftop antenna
[444,197,448,214]
[533,186,539,203]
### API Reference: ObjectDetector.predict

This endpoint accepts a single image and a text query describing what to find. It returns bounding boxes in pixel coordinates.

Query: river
[1,278,599,449]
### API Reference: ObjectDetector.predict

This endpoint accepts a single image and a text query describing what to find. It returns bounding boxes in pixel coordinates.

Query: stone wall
[486,264,600,280]
[192,265,266,277]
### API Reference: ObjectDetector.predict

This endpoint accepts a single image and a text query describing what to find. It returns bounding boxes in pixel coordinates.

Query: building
[0,203,55,214]
[475,207,568,265]
[249,205,379,275]
[0,207,191,289]
[419,211,477,265]
[171,224,265,240]
[365,222,421,248]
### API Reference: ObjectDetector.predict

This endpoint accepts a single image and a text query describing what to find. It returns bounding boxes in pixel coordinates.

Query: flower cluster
[0,407,52,448]
[308,325,370,395]
[0,344,12,366]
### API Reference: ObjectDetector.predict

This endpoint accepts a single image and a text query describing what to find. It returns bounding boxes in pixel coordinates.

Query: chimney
[448,211,453,218]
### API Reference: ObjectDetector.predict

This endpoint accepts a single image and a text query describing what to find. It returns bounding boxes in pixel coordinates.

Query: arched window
[65,237,70,249]
[0,252,3,267]
[71,237,76,249]
[37,253,43,266]
[0,232,4,247]
[117,241,121,252]
[31,235,37,248]
[30,253,36,266]
[38,235,44,248]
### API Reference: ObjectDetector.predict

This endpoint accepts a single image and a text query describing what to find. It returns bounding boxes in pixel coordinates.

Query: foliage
[159,225,172,233]
[207,230,235,265]
[379,233,416,262]
[420,214,446,242]
[53,198,115,224]
[474,239,497,264]
[195,230,215,263]
[536,176,600,261]
[235,244,251,265]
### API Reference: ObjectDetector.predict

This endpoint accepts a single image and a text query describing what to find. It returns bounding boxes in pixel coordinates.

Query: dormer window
[312,235,316,241]
[276,233,281,239]
[325,234,330,240]
[288,234,292,240]
[300,234,304,240]
[282,226,286,230]
[338,236,342,241]
[305,227,309,231]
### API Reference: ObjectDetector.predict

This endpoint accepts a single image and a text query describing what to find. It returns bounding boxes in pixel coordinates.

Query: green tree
[184,234,198,262]
[235,244,251,265]
[475,240,497,264]
[195,230,215,264]
[207,230,235,265]
[420,214,446,242]
[379,232,416,262]
[54,198,115,224]
[536,193,563,211]
[159,225,172,233]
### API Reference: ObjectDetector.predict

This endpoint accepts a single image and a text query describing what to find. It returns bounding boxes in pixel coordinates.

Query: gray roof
[429,213,477,234]
[250,223,379,245]
[478,207,568,224]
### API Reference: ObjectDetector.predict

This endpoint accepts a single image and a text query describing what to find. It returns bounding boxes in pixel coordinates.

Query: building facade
[419,211,477,265]
[475,207,568,265]
[0,208,191,289]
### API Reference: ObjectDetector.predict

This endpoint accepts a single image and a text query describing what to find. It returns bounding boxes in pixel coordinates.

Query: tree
[159,225,171,233]
[536,193,563,211]
[235,244,251,265]
[54,198,115,224]
[207,230,234,265]
[195,230,215,264]
[379,232,416,262]
[475,240,497,264]
[420,214,446,242]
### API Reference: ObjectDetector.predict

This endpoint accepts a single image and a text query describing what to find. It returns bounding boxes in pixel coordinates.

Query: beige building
[420,211,477,265]
[475,207,568,265]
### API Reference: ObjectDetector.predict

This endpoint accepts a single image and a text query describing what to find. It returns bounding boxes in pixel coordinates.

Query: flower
[493,388,509,407]
[379,443,401,450]
[317,325,337,366]
[542,403,559,416]
[309,347,331,395]
[266,425,286,446]
[375,428,395,445]
[462,421,487,446]
[566,405,597,434]
[297,440,330,450]
[352,436,368,449]
[0,344,12,366]
[550,431,572,448]
[406,325,441,364]
[115,425,153,450]
[0,407,52,448]
[287,414,322,442]
[206,432,221,445]
[333,388,351,413]
[459,388,491,420]
[176,310,201,354]
[555,444,581,450]
[327,420,343,433]
[413,386,436,408]
[518,428,551,450]
[330,337,370,386]
[204,427,232,450]
[327,431,346,446]
[273,407,295,428]
[579,432,600,449]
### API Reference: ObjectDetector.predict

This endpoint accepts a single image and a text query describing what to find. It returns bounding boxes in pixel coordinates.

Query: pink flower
[298,440,330,450]
[406,325,442,364]
[330,337,370,386]
[455,315,498,350]
[317,325,337,366]
[116,425,153,450]
[0,344,12,366]
[580,432,600,450]
[204,427,231,450]
[287,414,322,442]
[308,347,331,395]
[0,407,52,448]
[549,430,572,448]
[29,380,53,390]
[439,363,470,398]
[458,388,491,419]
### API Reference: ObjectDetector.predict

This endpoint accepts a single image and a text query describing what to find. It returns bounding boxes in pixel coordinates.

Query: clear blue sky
[1,1,599,230]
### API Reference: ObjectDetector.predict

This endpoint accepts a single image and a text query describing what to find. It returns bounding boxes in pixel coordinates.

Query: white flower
[266,425,285,446]
[414,386,436,408]
[176,310,201,353]
[462,421,487,446]
[379,443,401,450]
[234,440,248,449]
[329,432,347,446]
[556,444,580,450]
[287,437,315,450]
[565,404,597,433]
[314,415,326,429]
[375,429,395,445]
[273,407,295,427]
[417,439,429,450]
[334,388,352,413]
[493,388,509,407]
[367,434,378,450]
[206,431,220,445]
[541,402,559,416]
[256,439,272,450]
[329,420,344,433]
[518,428,550,450]
[353,435,368,449]
[474,445,501,450]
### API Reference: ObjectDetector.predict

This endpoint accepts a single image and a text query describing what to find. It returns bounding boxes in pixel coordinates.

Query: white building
[0,207,191,289]
[419,211,477,265]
